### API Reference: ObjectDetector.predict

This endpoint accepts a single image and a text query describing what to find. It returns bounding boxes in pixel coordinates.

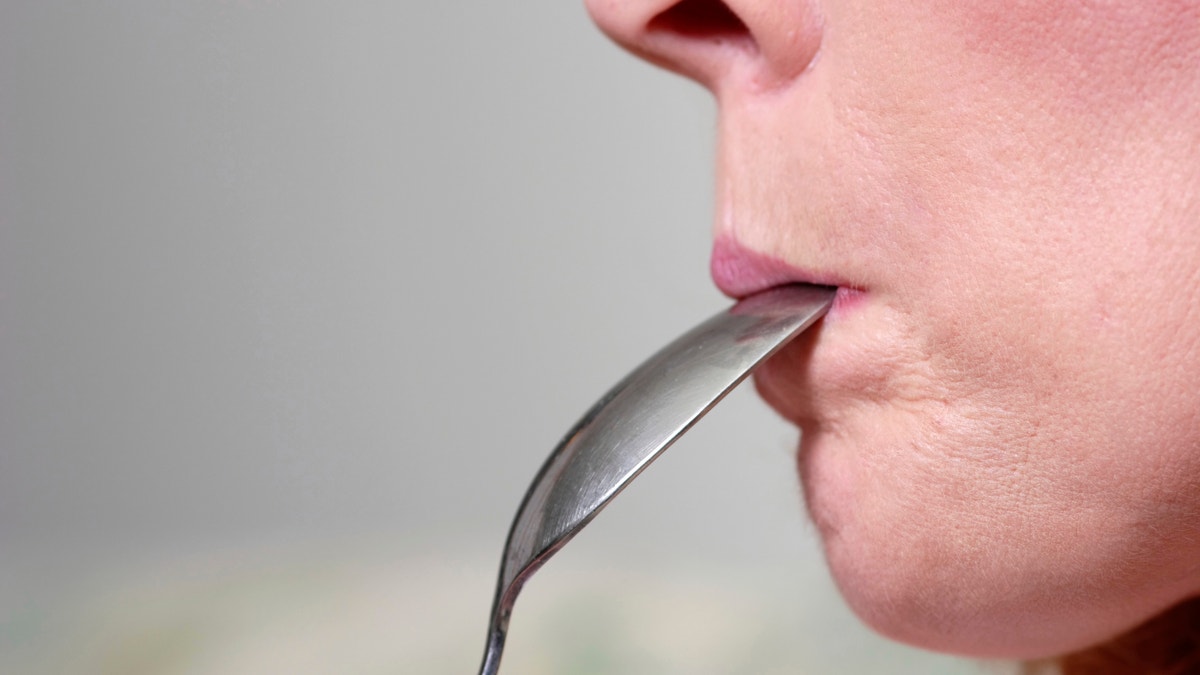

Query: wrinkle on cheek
[818,342,948,439]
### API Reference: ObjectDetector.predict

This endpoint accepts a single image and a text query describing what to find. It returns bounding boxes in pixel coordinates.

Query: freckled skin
[587,0,1200,659]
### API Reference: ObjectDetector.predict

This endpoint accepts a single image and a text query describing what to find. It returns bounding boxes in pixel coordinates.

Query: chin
[800,425,1194,661]
[814,514,1098,659]
[822,544,1054,659]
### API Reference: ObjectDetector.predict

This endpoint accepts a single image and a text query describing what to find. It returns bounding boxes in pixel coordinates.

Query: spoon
[477,283,835,675]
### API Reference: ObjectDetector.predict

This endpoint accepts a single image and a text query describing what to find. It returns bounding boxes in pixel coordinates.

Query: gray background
[1,2,983,673]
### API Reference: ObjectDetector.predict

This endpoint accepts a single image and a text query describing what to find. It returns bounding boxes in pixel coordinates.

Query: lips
[710,235,864,318]
[711,236,822,298]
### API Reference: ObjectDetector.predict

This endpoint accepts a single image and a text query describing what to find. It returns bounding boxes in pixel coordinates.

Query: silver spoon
[477,283,835,675]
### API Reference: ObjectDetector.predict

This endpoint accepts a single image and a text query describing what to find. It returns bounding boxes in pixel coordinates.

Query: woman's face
[587,0,1200,659]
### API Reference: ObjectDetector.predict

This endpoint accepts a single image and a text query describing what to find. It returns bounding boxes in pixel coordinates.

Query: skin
[586,0,1200,659]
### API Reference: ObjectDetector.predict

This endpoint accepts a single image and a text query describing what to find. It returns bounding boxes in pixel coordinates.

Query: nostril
[648,0,752,42]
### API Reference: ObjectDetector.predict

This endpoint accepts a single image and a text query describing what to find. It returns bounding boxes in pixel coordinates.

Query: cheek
[928,0,1200,96]
[753,0,1200,657]
[804,276,1200,657]
[804,388,1200,659]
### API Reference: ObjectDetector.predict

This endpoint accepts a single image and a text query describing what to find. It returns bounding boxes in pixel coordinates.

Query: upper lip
[710,236,841,298]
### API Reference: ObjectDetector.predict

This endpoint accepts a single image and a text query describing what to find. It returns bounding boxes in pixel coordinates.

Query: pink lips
[710,236,864,317]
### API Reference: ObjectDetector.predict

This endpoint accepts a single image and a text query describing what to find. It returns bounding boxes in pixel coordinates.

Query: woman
[585,0,1200,672]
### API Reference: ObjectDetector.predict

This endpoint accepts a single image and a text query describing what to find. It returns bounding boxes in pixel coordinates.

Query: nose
[585,0,823,91]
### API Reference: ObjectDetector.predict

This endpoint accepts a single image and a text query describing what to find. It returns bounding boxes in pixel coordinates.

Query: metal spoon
[477,283,835,675]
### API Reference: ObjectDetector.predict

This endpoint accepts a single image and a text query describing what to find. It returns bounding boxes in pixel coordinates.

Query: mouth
[711,234,876,430]
[710,235,865,318]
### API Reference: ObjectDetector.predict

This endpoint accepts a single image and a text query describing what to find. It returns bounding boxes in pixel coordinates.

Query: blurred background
[0,2,986,673]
